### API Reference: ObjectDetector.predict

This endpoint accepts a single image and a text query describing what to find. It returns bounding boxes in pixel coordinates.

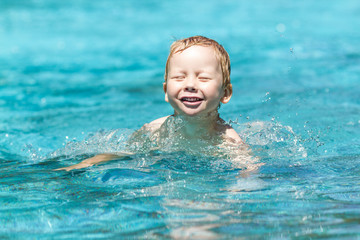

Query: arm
[55,116,168,171]
[55,152,132,171]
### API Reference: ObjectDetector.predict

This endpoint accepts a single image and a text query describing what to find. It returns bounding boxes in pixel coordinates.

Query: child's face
[164,45,231,117]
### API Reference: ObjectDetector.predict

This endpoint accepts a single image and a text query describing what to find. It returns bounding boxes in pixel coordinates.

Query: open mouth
[180,97,203,107]
[180,97,203,102]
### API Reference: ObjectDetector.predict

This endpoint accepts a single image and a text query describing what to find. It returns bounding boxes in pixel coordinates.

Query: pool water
[1,0,360,238]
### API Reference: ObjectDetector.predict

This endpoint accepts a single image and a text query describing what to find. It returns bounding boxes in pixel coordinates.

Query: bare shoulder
[148,116,169,125]
[223,124,244,144]
[142,116,169,132]
[129,116,170,143]
[216,118,243,144]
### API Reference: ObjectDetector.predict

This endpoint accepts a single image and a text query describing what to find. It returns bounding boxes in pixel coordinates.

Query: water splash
[48,128,132,159]
[127,115,231,157]
[23,116,314,170]
[233,121,308,160]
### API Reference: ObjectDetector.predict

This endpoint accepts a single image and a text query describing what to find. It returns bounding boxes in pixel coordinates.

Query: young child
[57,36,249,171]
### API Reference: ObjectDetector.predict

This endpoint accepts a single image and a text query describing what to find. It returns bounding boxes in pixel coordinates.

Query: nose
[184,76,197,92]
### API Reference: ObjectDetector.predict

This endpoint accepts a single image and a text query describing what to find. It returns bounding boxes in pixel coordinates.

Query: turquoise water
[1,0,360,238]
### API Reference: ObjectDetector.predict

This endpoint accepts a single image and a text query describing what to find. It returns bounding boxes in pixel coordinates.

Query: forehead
[169,45,220,68]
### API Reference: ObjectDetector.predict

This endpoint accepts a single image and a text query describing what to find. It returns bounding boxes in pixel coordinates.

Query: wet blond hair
[164,36,231,88]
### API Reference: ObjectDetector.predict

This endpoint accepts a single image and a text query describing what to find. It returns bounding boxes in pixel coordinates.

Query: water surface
[1,0,359,238]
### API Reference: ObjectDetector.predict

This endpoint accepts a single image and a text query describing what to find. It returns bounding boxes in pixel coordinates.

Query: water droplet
[40,98,47,105]
[276,23,286,33]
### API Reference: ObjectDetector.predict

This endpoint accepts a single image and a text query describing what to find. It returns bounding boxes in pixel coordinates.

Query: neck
[172,111,221,138]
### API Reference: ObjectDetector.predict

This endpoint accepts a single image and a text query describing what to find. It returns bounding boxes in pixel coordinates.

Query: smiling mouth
[181,97,203,102]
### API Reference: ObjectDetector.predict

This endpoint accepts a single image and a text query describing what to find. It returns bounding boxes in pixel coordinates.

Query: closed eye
[198,76,211,81]
[171,76,185,81]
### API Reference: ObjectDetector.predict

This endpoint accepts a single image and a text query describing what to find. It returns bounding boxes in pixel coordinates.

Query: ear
[221,84,232,104]
[163,82,169,102]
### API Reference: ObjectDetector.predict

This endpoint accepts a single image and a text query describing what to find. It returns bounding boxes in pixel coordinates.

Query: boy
[57,36,249,171]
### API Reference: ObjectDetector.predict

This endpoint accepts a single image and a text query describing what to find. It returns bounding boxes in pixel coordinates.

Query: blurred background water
[0,0,359,238]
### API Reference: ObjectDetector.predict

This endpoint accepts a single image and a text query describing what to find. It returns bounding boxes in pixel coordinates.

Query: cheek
[202,84,223,99]
[165,82,180,96]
